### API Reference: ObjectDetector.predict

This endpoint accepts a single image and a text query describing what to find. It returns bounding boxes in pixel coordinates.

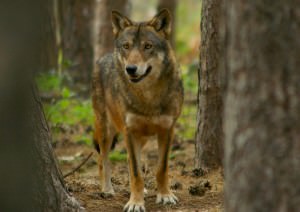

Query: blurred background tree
[223,0,300,211]
[93,0,130,63]
[56,0,94,83]
[40,0,58,72]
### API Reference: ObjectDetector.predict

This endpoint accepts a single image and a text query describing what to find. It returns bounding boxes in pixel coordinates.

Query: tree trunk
[93,0,129,63]
[59,0,94,83]
[0,1,83,211]
[157,0,176,48]
[223,0,300,211]
[30,85,84,211]
[195,0,223,169]
[40,0,57,72]
[1,86,84,212]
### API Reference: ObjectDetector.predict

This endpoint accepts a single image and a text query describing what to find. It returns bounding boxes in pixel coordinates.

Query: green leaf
[109,151,127,162]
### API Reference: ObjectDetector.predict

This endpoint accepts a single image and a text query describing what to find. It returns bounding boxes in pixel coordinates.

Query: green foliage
[178,104,197,141]
[61,87,74,98]
[169,153,176,160]
[177,63,198,142]
[175,0,201,58]
[36,72,62,93]
[109,151,127,162]
[181,63,198,95]
[45,99,93,126]
[36,72,93,146]
[36,73,93,127]
[74,133,92,146]
[174,0,199,142]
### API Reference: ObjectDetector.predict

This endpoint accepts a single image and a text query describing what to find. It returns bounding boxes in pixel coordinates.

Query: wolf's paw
[123,200,145,212]
[156,192,178,205]
[101,187,115,197]
[99,191,114,199]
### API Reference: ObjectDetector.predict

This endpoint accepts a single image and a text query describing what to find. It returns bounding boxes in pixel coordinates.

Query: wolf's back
[94,53,116,87]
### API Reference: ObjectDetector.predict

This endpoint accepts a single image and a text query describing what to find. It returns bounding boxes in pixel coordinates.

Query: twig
[63,152,94,178]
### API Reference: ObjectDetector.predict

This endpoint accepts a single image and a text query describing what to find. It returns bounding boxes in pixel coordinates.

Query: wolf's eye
[144,43,152,50]
[123,43,130,49]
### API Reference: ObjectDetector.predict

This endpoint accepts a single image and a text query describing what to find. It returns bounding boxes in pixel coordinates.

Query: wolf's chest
[125,113,174,131]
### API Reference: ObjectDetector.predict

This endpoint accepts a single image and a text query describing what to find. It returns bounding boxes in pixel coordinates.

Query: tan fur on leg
[156,126,178,205]
[94,114,115,194]
[123,130,145,212]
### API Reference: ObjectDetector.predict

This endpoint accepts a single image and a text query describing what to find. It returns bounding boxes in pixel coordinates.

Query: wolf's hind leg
[94,116,115,194]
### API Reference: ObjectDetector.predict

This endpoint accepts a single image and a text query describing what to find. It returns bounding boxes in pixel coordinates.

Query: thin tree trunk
[195,0,223,169]
[223,0,300,211]
[0,1,83,211]
[40,0,57,72]
[93,0,129,63]
[157,0,177,47]
[59,0,94,83]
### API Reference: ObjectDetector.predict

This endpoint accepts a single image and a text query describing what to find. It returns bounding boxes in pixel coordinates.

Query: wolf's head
[111,9,175,84]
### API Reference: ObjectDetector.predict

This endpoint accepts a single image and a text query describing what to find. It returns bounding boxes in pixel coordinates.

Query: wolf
[92,9,184,212]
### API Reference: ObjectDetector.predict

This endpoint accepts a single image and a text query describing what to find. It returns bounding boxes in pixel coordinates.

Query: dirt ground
[55,134,224,212]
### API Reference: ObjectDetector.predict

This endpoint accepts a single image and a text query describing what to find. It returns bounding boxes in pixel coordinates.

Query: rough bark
[59,0,94,83]
[31,85,84,211]
[93,0,129,63]
[1,86,83,212]
[157,0,177,47]
[223,0,300,211]
[195,0,223,169]
[0,1,83,211]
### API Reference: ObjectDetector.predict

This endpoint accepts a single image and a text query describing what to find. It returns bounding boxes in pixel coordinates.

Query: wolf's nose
[126,65,137,76]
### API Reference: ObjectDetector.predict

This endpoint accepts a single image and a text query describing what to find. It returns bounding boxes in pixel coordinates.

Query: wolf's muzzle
[126,65,138,76]
[130,66,152,83]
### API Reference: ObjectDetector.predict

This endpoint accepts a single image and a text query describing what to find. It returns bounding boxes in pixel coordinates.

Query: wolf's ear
[111,10,132,36]
[148,9,172,39]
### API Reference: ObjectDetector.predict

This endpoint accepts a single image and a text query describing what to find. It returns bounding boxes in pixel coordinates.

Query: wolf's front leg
[156,126,178,205]
[124,130,145,212]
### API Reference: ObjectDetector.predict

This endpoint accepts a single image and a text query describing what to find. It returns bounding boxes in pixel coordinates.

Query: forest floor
[54,131,224,212]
